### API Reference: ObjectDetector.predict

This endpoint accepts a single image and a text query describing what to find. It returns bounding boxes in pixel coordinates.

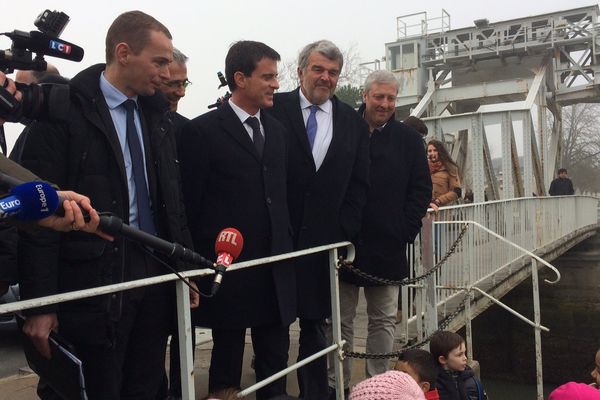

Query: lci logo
[49,40,72,55]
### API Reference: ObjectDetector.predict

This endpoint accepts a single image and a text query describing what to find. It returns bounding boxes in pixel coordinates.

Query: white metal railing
[0,240,355,400]
[0,196,598,399]
[400,196,597,341]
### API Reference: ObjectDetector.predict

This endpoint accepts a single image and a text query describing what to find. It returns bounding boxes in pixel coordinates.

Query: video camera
[0,10,84,122]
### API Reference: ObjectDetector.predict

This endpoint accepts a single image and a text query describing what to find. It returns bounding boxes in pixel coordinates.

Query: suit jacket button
[266,197,272,204]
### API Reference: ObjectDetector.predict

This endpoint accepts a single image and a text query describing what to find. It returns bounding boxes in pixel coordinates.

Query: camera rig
[1,10,83,73]
[0,10,82,122]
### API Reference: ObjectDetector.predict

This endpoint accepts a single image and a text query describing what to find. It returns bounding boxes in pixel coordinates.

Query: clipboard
[18,315,88,400]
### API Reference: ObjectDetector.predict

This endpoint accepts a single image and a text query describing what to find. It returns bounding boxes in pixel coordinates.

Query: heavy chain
[338,223,469,287]
[343,294,470,359]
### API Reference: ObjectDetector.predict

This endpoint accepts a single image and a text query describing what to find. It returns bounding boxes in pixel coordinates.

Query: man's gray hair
[173,47,188,64]
[363,70,399,93]
[297,40,343,71]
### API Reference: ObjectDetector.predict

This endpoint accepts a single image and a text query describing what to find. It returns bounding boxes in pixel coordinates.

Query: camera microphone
[5,30,84,62]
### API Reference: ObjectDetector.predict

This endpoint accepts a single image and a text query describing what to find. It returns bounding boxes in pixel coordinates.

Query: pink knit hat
[349,370,426,400]
[549,382,600,400]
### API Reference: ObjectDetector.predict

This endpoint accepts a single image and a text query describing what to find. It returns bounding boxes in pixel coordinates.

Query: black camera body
[0,10,82,122]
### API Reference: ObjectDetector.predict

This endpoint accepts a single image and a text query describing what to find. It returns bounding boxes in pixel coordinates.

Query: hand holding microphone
[211,227,244,295]
[0,175,109,238]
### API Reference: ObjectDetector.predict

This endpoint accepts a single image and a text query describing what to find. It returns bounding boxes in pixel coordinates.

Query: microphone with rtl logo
[211,227,244,296]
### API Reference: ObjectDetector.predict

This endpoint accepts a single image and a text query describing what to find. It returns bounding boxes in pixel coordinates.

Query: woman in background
[427,140,461,210]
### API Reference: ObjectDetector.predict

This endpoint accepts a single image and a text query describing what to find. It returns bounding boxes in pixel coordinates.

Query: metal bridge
[361,4,600,203]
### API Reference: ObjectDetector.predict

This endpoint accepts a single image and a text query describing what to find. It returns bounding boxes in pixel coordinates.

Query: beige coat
[431,165,461,206]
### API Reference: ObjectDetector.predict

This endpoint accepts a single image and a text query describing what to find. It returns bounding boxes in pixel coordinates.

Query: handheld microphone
[211,227,244,295]
[98,214,214,268]
[6,30,84,62]
[0,181,59,220]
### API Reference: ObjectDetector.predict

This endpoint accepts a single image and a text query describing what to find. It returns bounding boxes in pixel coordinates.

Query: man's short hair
[297,40,343,72]
[105,11,172,64]
[404,116,428,136]
[363,70,398,94]
[173,47,188,65]
[429,331,465,363]
[398,349,438,385]
[225,41,280,92]
[558,168,568,174]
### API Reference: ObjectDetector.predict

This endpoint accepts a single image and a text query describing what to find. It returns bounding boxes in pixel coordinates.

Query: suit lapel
[219,102,262,162]
[320,95,344,169]
[286,89,314,161]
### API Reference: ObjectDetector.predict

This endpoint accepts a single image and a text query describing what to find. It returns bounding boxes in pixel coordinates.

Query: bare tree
[276,43,363,94]
[548,103,600,192]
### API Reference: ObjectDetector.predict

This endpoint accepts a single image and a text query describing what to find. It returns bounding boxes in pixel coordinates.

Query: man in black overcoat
[333,70,431,391]
[268,40,370,399]
[178,41,295,400]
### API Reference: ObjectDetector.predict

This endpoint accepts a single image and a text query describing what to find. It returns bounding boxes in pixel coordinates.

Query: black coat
[548,177,574,196]
[342,111,431,286]
[17,64,192,344]
[178,101,295,329]
[268,89,370,319]
[435,366,487,400]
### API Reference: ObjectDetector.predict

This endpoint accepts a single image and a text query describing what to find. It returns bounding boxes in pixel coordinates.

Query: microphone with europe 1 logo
[211,227,244,296]
[0,181,59,220]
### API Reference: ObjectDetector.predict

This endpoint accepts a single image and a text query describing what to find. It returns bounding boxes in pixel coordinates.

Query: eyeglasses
[164,79,192,89]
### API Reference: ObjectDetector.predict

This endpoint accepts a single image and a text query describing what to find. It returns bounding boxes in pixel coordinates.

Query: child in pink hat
[549,382,600,399]
[349,370,426,400]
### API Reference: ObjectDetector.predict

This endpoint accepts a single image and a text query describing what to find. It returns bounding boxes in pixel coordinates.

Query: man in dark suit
[268,40,370,399]
[178,41,295,400]
[333,70,431,391]
[18,11,196,399]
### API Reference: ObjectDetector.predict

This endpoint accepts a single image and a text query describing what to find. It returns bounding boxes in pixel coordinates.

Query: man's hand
[0,73,22,125]
[429,202,439,212]
[22,313,59,359]
[37,191,113,241]
[189,280,200,309]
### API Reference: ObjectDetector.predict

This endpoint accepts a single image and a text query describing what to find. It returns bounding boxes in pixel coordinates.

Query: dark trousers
[39,246,173,400]
[297,318,329,399]
[209,324,290,400]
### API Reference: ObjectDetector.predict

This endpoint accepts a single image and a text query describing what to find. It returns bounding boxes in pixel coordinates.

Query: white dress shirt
[228,98,264,140]
[299,89,333,170]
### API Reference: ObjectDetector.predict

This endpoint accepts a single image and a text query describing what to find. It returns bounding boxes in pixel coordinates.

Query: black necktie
[122,99,156,234]
[245,116,264,158]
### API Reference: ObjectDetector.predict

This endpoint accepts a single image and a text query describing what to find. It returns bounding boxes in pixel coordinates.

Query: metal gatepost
[330,247,347,400]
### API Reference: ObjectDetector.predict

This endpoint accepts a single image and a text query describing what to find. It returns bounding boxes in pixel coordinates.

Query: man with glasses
[161,47,191,130]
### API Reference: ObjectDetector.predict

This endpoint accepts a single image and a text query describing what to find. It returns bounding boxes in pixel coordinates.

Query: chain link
[338,223,469,287]
[343,294,470,359]
[335,224,470,360]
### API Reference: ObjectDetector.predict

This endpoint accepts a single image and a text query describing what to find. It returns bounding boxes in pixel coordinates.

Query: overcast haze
[2,0,598,150]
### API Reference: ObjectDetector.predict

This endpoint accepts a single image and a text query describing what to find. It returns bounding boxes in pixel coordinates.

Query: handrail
[0,241,355,315]
[435,219,561,284]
